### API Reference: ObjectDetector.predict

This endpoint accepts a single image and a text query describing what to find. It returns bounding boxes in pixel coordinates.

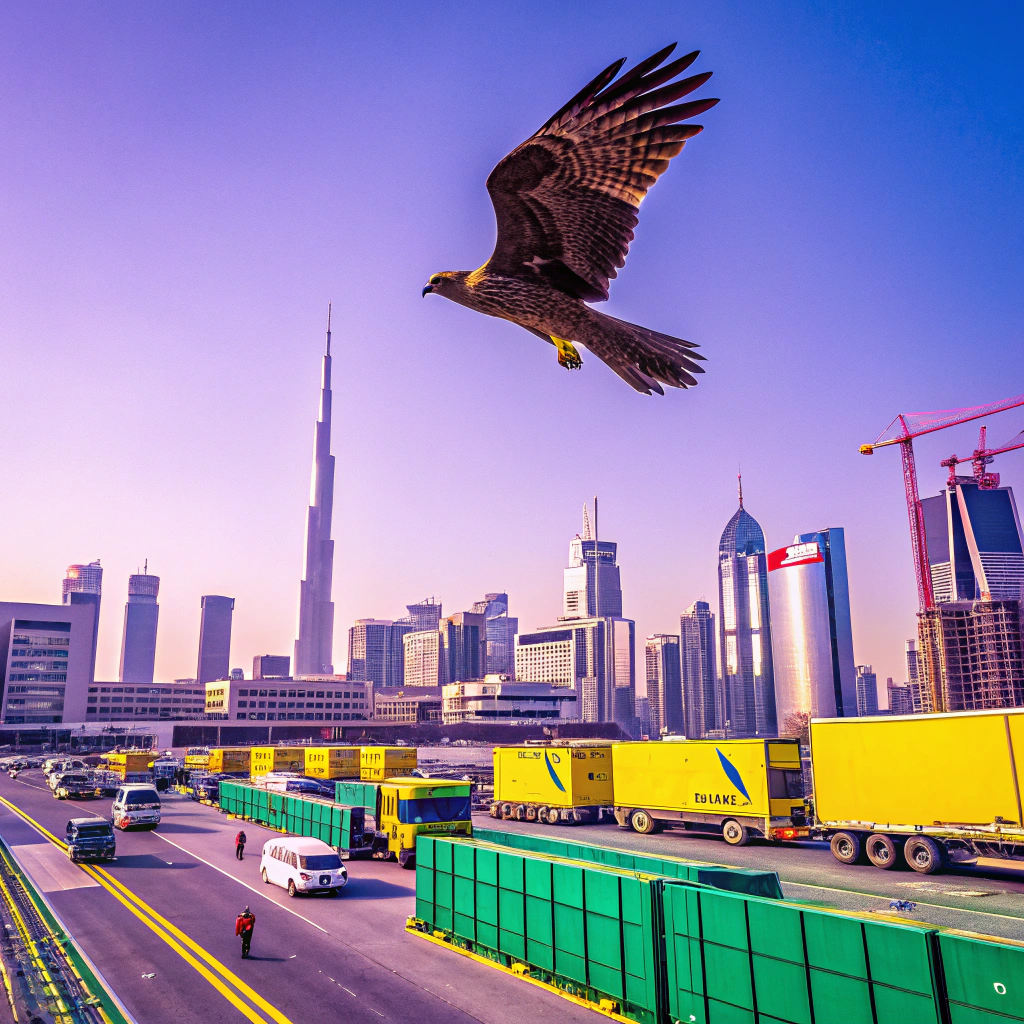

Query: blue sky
[1,1,1021,691]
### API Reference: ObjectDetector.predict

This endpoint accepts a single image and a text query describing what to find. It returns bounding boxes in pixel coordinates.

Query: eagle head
[421,271,472,303]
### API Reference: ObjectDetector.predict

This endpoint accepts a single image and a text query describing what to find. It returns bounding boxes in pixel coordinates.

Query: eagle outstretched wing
[485,44,718,302]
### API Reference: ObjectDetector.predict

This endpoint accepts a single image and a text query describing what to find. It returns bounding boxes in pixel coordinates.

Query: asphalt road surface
[0,772,601,1024]
[475,812,1024,939]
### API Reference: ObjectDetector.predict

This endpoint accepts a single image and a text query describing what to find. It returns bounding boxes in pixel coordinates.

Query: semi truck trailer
[490,744,614,824]
[811,707,1024,873]
[612,739,807,845]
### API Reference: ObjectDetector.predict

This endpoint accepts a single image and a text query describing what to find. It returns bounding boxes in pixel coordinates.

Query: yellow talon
[553,336,582,370]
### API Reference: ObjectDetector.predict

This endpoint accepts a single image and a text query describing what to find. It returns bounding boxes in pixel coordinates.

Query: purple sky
[2,3,1021,695]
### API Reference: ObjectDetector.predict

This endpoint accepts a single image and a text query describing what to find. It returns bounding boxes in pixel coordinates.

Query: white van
[260,837,347,897]
[111,784,161,830]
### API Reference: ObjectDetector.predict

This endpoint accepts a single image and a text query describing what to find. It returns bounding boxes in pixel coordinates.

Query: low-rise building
[373,687,442,723]
[86,680,207,720]
[442,674,577,725]
[205,677,370,722]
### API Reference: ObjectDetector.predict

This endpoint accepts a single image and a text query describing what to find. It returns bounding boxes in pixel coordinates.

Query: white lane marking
[150,831,328,934]
[342,987,356,997]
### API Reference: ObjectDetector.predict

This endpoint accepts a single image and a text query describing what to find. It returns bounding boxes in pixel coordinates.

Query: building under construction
[918,600,1024,712]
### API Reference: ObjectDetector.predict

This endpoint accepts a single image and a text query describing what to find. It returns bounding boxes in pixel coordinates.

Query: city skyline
[2,4,1022,692]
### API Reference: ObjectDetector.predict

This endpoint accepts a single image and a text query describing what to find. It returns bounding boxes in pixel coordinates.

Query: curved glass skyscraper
[717,479,776,737]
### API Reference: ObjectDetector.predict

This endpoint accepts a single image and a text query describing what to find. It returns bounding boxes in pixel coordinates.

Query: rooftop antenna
[737,467,744,509]
[582,502,592,541]
[326,301,332,356]
[144,558,148,575]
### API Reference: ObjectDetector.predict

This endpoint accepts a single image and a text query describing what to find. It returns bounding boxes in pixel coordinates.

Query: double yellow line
[0,794,294,1024]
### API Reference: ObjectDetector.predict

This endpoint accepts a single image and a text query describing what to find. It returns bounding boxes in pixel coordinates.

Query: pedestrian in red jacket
[234,830,247,860]
[235,907,255,958]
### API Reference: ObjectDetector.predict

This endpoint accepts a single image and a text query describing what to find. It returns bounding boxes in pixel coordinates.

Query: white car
[260,837,347,897]
[111,784,161,830]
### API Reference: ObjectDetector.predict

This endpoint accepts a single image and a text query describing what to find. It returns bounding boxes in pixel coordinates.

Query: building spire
[582,502,592,540]
[738,468,744,509]
[326,301,332,356]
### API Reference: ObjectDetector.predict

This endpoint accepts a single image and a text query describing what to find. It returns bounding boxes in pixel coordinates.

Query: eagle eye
[430,275,442,286]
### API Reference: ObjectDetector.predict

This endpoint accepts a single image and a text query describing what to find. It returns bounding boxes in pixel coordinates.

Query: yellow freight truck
[612,739,807,845]
[374,777,472,868]
[208,748,251,774]
[360,746,416,781]
[184,748,211,771]
[490,744,614,824]
[250,747,304,777]
[304,746,360,780]
[811,708,1024,874]
[102,751,157,775]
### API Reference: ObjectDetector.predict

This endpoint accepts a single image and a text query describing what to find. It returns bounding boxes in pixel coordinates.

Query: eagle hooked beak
[421,284,433,297]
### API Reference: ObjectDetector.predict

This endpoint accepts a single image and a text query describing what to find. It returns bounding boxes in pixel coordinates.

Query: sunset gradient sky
[1,2,1021,695]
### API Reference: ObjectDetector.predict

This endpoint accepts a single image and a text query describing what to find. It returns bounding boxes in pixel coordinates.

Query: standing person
[234,829,247,860]
[235,907,255,958]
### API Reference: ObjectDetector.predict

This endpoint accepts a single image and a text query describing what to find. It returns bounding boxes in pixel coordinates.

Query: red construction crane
[940,425,1024,490]
[860,392,1024,611]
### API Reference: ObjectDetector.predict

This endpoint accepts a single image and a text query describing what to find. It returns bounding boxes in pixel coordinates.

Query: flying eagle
[423,44,718,396]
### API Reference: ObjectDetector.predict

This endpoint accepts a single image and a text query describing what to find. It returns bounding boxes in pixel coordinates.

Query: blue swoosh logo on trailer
[544,752,566,792]
[716,748,751,803]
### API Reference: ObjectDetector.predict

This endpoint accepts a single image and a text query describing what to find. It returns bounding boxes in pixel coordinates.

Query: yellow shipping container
[103,751,157,773]
[184,750,211,770]
[207,748,251,774]
[360,746,416,781]
[811,708,1024,830]
[493,745,613,809]
[250,747,305,777]
[611,739,806,844]
[304,746,360,780]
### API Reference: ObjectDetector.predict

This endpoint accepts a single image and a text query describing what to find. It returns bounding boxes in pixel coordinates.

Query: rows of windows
[12,635,68,647]
[7,673,67,683]
[86,686,205,696]
[10,661,68,672]
[235,712,365,722]
[236,700,364,710]
[11,648,68,658]
[86,695,202,705]
[236,688,364,699]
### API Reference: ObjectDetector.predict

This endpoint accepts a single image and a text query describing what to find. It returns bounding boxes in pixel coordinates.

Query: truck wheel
[866,833,901,869]
[630,810,658,835]
[488,803,500,819]
[512,805,526,821]
[722,819,750,846]
[525,805,538,822]
[905,836,944,874]
[544,807,560,825]
[500,803,513,820]
[398,849,416,870]
[830,831,864,865]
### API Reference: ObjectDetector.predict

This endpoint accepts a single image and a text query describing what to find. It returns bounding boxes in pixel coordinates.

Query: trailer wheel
[488,803,501,819]
[830,831,864,865]
[630,810,659,835]
[865,833,901,869]
[500,802,513,819]
[525,805,538,822]
[904,836,943,874]
[511,804,526,821]
[398,849,416,870]
[722,819,749,846]
[544,807,560,825]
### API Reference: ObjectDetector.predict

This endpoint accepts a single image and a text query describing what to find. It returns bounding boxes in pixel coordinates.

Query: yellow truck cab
[375,777,472,868]
[612,738,807,845]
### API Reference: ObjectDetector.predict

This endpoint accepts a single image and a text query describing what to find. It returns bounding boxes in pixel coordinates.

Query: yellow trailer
[250,746,304,777]
[102,751,157,774]
[304,746,360,780]
[811,708,1024,874]
[611,739,806,845]
[184,748,211,771]
[360,746,416,781]
[490,744,614,824]
[207,748,251,774]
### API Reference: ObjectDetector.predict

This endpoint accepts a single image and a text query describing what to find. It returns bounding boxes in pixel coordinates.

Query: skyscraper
[563,504,623,619]
[922,479,1024,603]
[717,478,775,737]
[645,634,682,736]
[905,639,920,685]
[294,307,337,677]
[403,629,444,687]
[348,620,400,685]
[253,655,290,679]
[768,527,858,731]
[680,600,717,739]
[855,665,879,716]
[197,595,234,685]
[118,566,160,684]
[470,593,519,676]
[62,560,102,684]
[403,598,442,633]
[440,611,487,683]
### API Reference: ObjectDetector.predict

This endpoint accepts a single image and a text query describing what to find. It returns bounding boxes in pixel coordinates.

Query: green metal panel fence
[414,833,1024,1024]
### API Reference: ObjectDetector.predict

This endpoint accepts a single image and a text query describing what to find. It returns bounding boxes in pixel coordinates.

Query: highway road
[0,773,601,1024]
[475,813,1024,939]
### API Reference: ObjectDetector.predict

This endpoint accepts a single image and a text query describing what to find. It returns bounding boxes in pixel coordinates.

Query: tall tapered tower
[294,305,336,677]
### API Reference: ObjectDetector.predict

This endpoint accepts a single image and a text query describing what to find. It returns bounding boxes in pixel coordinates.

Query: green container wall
[661,883,944,1024]
[215,782,364,852]
[939,931,1024,1024]
[472,827,783,899]
[335,780,378,811]
[416,836,662,1024]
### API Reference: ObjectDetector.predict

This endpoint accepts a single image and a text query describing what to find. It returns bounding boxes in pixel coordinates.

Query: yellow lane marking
[0,793,294,1024]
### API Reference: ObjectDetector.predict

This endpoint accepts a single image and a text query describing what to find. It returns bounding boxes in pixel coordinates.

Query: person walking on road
[235,906,255,958]
[234,829,247,860]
